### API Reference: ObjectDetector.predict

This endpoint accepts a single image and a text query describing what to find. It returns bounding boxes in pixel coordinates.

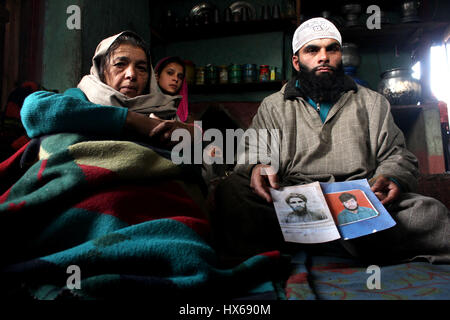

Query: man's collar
[283,74,358,101]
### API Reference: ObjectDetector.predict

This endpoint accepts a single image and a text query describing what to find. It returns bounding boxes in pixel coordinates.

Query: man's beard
[292,206,307,216]
[345,204,359,211]
[295,62,346,103]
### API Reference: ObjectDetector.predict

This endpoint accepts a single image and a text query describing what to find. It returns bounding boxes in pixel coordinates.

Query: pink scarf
[155,57,189,122]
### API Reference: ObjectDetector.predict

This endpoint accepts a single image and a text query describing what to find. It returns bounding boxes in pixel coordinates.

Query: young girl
[154,56,189,123]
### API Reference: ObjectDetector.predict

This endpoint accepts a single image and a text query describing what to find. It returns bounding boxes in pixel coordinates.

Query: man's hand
[250,164,280,203]
[370,175,401,205]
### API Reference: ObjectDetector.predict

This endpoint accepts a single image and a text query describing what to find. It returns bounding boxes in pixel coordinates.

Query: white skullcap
[292,17,342,54]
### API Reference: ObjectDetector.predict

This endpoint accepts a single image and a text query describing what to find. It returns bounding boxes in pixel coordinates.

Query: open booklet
[269,179,396,243]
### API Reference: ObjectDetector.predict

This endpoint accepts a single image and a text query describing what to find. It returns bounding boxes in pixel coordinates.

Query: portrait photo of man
[337,192,378,226]
[284,193,328,224]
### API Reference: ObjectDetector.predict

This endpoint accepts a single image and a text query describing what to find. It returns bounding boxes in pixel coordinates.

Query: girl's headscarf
[77,31,179,120]
[154,56,189,123]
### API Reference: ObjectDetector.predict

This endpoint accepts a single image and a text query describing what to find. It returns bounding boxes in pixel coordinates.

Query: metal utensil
[229,1,256,20]
[190,2,215,18]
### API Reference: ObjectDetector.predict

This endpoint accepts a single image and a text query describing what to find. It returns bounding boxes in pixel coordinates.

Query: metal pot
[342,43,360,68]
[378,68,421,105]
[401,0,420,23]
[342,3,362,27]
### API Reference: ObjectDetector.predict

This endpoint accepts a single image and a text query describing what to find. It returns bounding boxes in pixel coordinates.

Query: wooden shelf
[189,80,284,94]
[340,21,450,48]
[390,103,437,135]
[390,102,445,174]
[151,18,450,49]
[391,102,438,112]
[151,18,296,43]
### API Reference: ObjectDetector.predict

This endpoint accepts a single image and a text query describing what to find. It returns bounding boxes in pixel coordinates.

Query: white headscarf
[292,17,342,54]
[77,31,180,119]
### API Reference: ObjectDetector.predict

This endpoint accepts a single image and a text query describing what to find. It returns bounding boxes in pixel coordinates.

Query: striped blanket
[0,134,283,300]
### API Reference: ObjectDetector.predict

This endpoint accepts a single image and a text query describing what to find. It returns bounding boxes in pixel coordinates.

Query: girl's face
[156,62,184,95]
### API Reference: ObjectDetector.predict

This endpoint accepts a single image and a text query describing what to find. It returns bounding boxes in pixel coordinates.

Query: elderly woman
[21,31,195,147]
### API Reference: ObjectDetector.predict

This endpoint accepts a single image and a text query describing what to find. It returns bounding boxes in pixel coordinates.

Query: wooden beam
[296,0,301,26]
[0,1,9,24]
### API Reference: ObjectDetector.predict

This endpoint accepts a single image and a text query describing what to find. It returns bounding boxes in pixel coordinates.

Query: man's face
[343,198,358,211]
[103,43,149,98]
[288,197,306,211]
[292,38,342,75]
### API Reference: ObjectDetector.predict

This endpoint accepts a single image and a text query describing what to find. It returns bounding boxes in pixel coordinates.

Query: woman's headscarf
[77,31,180,120]
[154,56,189,123]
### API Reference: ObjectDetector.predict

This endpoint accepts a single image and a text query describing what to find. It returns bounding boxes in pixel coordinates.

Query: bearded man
[212,17,449,264]
[284,193,328,224]
[337,193,378,225]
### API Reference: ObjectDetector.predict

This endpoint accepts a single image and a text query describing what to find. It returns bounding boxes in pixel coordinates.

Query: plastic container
[270,66,277,81]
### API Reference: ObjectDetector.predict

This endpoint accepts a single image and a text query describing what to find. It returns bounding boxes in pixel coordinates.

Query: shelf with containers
[189,80,285,94]
[148,1,300,94]
[149,0,448,95]
[151,17,296,43]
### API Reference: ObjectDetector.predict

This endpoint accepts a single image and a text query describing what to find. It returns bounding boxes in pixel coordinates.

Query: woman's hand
[149,118,199,147]
[124,110,163,137]
[124,111,200,148]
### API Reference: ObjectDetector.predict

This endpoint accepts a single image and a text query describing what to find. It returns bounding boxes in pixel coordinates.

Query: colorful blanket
[0,134,284,300]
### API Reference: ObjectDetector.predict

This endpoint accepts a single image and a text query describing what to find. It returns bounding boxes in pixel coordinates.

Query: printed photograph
[271,183,330,226]
[283,192,328,224]
[270,182,341,244]
[324,189,379,226]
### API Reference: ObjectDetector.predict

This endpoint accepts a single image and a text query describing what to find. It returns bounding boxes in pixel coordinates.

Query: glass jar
[229,64,242,84]
[242,64,257,83]
[205,64,217,85]
[259,65,269,82]
[218,65,228,84]
[184,60,195,85]
[195,67,205,85]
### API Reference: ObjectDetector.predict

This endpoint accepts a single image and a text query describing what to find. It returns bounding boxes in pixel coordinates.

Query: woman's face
[156,62,184,95]
[103,43,149,98]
